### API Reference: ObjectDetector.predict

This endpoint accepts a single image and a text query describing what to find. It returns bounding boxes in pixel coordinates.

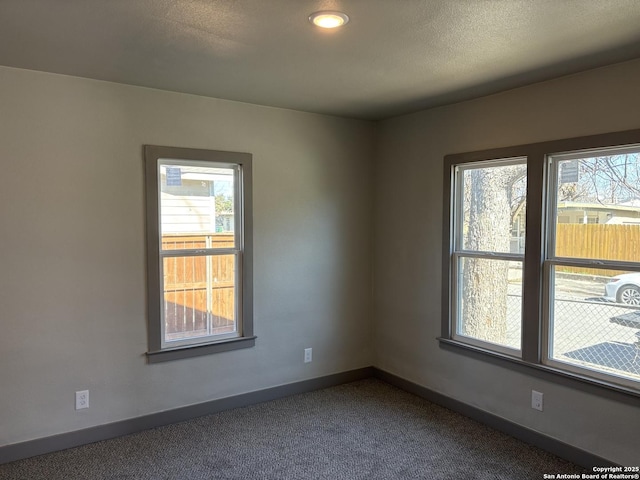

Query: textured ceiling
[1,0,640,120]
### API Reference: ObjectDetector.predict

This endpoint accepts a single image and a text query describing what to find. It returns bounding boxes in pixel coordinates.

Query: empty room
[1,1,639,478]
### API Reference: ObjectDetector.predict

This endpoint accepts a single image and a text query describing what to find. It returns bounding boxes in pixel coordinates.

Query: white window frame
[145,146,255,363]
[450,157,527,357]
[441,129,640,396]
[543,145,640,389]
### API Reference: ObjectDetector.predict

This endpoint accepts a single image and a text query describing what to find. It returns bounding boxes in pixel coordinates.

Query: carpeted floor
[0,379,587,479]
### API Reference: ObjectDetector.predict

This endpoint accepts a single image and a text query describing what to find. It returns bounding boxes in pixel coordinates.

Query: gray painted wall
[0,66,374,446]
[374,58,640,465]
[3,58,640,466]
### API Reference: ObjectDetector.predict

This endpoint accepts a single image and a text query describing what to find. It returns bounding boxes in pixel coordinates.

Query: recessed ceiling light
[309,11,349,29]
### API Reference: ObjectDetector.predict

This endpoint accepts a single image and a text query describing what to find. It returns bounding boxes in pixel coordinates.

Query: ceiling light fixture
[309,11,349,29]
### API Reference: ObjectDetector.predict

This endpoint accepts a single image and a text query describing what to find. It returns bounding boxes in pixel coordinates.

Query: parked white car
[605,273,640,305]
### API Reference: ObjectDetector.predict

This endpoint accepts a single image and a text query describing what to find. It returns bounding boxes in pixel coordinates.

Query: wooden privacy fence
[555,224,640,277]
[159,226,639,335]
[162,233,236,339]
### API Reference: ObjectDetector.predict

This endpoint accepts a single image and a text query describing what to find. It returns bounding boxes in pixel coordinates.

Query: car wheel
[617,285,640,305]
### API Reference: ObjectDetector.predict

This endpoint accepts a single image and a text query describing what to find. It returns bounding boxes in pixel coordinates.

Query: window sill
[147,336,256,363]
[437,337,640,403]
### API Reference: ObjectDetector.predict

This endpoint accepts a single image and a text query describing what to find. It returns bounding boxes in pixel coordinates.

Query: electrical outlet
[531,390,543,411]
[304,348,312,363]
[75,390,89,410]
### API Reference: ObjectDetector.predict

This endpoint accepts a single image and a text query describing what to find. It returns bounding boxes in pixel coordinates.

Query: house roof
[1,0,639,120]
[557,202,640,214]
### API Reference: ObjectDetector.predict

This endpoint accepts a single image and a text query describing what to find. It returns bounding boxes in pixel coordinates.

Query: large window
[443,130,640,393]
[145,146,254,363]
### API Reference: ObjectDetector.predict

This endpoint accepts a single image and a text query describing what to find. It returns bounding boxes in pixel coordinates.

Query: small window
[145,146,255,362]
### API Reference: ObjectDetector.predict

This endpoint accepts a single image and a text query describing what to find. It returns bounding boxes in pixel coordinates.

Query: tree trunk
[461,169,514,343]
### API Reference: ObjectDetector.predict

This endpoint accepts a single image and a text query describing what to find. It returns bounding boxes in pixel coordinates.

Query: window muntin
[451,158,527,355]
[544,145,640,387]
[145,146,254,361]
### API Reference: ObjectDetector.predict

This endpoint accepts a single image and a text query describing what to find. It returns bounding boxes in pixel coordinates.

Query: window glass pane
[553,151,640,262]
[162,254,236,343]
[548,266,640,383]
[160,163,235,248]
[460,160,527,254]
[162,233,235,251]
[457,257,522,350]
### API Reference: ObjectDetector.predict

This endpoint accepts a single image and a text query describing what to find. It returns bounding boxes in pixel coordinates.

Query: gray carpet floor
[0,379,587,479]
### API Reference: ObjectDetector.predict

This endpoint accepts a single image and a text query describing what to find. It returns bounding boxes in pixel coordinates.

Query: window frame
[441,129,640,396]
[145,145,255,363]
[543,146,640,389]
[450,157,527,357]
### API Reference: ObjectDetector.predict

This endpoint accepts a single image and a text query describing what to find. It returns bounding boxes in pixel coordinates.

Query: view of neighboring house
[160,165,235,235]
[511,200,640,254]
[557,201,640,225]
